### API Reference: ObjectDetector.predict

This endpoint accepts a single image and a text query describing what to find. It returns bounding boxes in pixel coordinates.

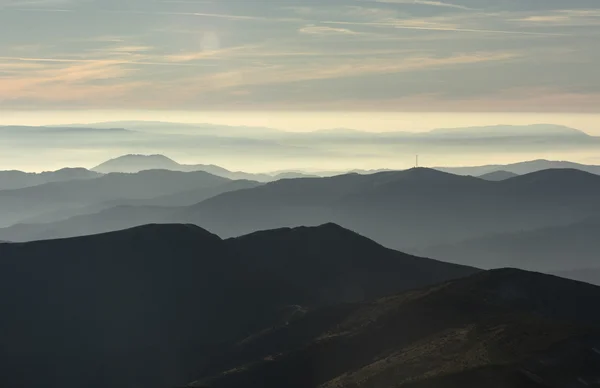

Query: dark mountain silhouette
[4,168,600,249]
[439,159,600,176]
[418,216,600,277]
[92,154,273,181]
[0,167,101,190]
[0,223,476,388]
[0,169,229,227]
[478,170,519,181]
[184,269,600,388]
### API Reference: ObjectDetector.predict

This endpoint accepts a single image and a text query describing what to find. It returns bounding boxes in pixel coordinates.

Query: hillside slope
[0,223,476,388]
[190,270,600,388]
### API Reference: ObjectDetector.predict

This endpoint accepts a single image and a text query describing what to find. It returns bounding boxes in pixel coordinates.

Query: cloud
[322,19,568,36]
[298,25,360,35]
[512,9,600,26]
[0,56,216,67]
[186,51,519,91]
[0,0,80,11]
[365,0,474,11]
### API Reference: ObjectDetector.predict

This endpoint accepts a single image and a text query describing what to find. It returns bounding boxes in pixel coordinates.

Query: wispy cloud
[186,51,519,91]
[298,25,360,35]
[512,9,600,26]
[322,19,567,36]
[365,0,475,11]
[0,56,217,67]
[0,0,78,11]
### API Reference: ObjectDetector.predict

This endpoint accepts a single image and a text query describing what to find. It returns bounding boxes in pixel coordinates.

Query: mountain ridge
[0,222,477,388]
[185,268,600,388]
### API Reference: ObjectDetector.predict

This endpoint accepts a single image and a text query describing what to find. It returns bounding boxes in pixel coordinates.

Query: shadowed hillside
[188,269,600,388]
[0,223,476,388]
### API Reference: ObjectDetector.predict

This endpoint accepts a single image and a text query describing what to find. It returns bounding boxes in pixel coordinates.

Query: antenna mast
[416,155,419,168]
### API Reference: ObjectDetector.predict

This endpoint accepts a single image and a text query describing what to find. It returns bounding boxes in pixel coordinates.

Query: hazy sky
[1,0,599,112]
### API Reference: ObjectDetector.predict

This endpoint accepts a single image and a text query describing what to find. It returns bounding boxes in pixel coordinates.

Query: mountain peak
[92,154,181,173]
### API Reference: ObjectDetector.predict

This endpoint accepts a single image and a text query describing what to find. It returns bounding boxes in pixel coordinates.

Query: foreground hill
[187,269,600,388]
[0,223,476,388]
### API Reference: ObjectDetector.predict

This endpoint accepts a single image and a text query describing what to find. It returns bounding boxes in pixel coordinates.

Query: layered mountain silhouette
[15,179,262,226]
[418,215,600,277]
[0,167,101,190]
[183,269,600,388]
[92,154,273,181]
[0,223,477,388]
[0,169,233,227]
[3,168,600,251]
[439,159,600,176]
[176,167,600,248]
[478,170,519,181]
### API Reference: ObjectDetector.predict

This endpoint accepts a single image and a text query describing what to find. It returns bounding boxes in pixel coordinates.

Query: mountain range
[477,170,520,181]
[418,215,600,279]
[439,159,600,176]
[0,169,237,227]
[90,154,600,180]
[92,154,274,181]
[3,223,600,388]
[0,223,477,388]
[3,168,600,262]
[0,168,101,190]
[3,123,600,175]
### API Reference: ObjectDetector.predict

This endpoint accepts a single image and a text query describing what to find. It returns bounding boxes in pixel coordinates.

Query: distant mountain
[0,168,101,190]
[57,120,282,137]
[0,169,230,227]
[5,168,600,249]
[92,154,273,181]
[438,159,600,176]
[11,179,263,228]
[185,269,600,388]
[272,172,319,179]
[478,170,519,181]
[176,168,600,249]
[92,154,182,173]
[0,125,131,135]
[417,215,600,275]
[0,223,476,388]
[426,124,590,138]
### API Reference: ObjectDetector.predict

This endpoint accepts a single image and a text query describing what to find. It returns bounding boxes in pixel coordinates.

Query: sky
[1,0,600,114]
